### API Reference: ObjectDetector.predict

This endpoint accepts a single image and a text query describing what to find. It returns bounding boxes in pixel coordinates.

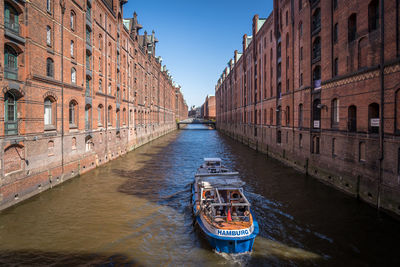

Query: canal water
[1,125,400,266]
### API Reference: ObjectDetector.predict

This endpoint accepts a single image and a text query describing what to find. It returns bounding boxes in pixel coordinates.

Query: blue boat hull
[192,186,259,253]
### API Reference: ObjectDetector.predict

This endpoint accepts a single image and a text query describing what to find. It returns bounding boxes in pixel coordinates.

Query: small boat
[192,158,259,253]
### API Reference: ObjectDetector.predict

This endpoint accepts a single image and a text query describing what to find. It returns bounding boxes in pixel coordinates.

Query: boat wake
[215,250,252,266]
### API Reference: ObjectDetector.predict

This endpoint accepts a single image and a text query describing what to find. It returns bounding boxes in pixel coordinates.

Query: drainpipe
[60,0,65,174]
[377,0,385,210]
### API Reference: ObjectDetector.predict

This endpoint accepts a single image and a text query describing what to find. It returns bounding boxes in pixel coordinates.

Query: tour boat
[192,158,259,253]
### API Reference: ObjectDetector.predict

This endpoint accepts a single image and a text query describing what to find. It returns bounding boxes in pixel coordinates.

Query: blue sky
[123,0,273,108]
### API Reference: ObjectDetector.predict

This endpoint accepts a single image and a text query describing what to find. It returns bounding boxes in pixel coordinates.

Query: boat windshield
[201,188,251,222]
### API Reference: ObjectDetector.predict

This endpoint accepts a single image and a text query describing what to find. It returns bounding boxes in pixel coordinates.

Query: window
[108,105,112,125]
[98,104,104,126]
[334,58,338,76]
[85,104,92,130]
[312,37,321,61]
[313,99,321,128]
[299,0,302,10]
[70,40,74,58]
[286,11,288,26]
[123,108,127,125]
[86,76,91,96]
[44,97,55,127]
[298,104,303,128]
[4,91,18,135]
[312,8,321,33]
[285,106,290,125]
[86,27,91,45]
[70,11,75,30]
[270,108,273,124]
[108,83,111,95]
[333,23,338,43]
[46,26,51,46]
[72,137,77,150]
[348,13,357,42]
[333,0,338,10]
[348,105,357,132]
[368,103,379,133]
[99,79,102,92]
[300,73,303,86]
[46,58,54,77]
[4,3,20,34]
[99,34,103,50]
[313,65,321,89]
[69,100,77,127]
[276,106,281,126]
[368,0,379,32]
[71,67,76,84]
[47,0,51,13]
[4,45,18,80]
[277,130,281,144]
[331,98,339,127]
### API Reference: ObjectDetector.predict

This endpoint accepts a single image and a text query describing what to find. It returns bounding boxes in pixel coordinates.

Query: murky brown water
[1,125,400,266]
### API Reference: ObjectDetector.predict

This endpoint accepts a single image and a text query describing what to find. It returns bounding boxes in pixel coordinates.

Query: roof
[199,176,245,189]
[204,157,221,162]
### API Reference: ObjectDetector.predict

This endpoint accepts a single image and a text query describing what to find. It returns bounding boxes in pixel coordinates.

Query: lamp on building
[317,103,328,111]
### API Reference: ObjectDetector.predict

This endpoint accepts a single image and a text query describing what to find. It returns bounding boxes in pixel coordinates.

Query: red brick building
[200,95,216,120]
[216,0,400,216]
[0,0,187,210]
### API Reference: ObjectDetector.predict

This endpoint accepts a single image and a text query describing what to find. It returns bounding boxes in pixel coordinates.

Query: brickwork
[200,95,216,120]
[0,0,187,210]
[216,0,400,217]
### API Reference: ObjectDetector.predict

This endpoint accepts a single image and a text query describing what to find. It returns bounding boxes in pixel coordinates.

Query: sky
[123,0,274,108]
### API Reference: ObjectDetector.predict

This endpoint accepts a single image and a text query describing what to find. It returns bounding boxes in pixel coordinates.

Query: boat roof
[198,175,245,189]
[204,157,221,162]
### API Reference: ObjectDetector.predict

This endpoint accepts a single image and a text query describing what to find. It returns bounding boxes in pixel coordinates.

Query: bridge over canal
[177,118,216,129]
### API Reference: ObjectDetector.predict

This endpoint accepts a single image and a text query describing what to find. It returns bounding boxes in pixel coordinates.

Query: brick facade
[0,0,187,210]
[216,0,400,217]
[200,95,216,120]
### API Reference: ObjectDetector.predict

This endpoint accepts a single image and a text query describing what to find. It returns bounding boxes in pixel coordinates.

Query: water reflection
[0,125,399,266]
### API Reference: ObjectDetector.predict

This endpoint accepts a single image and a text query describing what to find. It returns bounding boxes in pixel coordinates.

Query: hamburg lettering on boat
[217,229,250,237]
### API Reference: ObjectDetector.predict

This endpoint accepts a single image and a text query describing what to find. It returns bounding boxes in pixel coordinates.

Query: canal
[1,125,400,266]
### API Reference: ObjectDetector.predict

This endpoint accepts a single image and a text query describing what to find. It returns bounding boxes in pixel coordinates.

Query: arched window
[298,104,303,128]
[313,99,321,128]
[85,135,93,152]
[312,8,321,33]
[44,97,56,128]
[46,25,51,46]
[46,58,54,77]
[331,98,339,127]
[72,137,77,150]
[98,104,103,126]
[348,13,357,42]
[70,40,74,58]
[70,11,75,30]
[4,45,18,79]
[71,67,76,84]
[108,105,112,125]
[85,104,92,130]
[368,0,379,32]
[69,100,78,127]
[348,105,357,132]
[4,3,20,34]
[368,103,379,133]
[312,37,321,61]
[4,91,18,135]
